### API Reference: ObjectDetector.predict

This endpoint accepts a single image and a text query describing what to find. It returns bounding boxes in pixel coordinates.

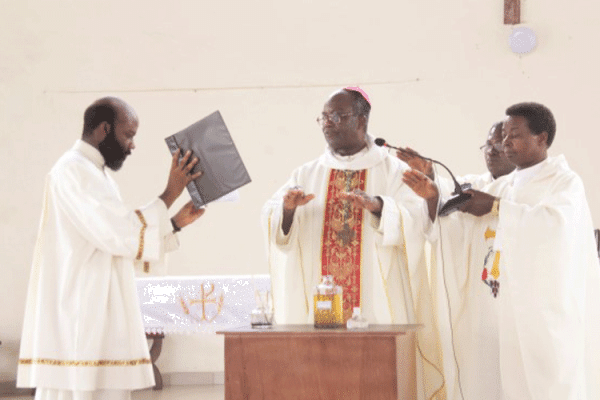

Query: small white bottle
[346,307,369,329]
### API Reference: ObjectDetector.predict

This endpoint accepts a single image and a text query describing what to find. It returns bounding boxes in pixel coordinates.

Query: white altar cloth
[136,274,271,334]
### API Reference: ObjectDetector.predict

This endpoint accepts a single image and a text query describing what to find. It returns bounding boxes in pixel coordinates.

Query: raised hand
[282,186,315,235]
[402,169,439,221]
[338,189,383,214]
[160,149,203,209]
[402,169,438,201]
[283,186,316,211]
[396,147,434,179]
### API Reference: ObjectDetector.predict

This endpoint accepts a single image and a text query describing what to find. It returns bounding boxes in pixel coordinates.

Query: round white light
[509,27,537,54]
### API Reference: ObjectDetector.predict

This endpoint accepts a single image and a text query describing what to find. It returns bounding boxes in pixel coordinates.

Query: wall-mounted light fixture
[508,27,537,54]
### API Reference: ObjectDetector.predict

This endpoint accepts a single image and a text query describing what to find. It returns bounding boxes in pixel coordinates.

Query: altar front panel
[136,274,271,334]
[218,325,419,400]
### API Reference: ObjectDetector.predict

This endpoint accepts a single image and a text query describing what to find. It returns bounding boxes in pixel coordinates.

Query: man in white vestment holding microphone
[17,97,205,400]
[403,102,600,400]
[261,87,445,399]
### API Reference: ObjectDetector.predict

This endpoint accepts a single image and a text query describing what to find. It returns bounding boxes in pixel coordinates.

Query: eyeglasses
[316,112,356,126]
[480,142,504,152]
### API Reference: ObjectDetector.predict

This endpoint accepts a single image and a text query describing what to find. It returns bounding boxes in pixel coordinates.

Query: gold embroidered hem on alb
[19,358,151,367]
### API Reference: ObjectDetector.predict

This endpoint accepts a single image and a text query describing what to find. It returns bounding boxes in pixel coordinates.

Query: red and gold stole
[321,169,367,321]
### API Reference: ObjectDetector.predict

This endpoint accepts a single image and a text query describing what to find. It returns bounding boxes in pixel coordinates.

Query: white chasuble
[493,155,600,400]
[261,136,446,399]
[431,156,600,400]
[428,173,506,400]
[18,140,179,391]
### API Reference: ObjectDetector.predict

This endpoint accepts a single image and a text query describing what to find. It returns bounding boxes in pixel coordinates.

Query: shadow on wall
[0,340,34,397]
[595,229,600,259]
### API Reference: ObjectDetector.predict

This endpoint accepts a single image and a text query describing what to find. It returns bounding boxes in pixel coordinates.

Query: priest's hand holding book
[159,148,206,231]
[171,200,206,232]
[160,148,202,208]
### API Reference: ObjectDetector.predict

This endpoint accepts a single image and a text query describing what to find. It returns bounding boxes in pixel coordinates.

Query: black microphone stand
[374,138,471,217]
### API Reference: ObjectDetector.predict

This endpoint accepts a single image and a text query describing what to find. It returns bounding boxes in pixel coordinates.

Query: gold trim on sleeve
[19,358,151,367]
[134,210,147,261]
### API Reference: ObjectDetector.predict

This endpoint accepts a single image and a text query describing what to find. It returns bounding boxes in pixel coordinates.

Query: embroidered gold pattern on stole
[321,169,366,321]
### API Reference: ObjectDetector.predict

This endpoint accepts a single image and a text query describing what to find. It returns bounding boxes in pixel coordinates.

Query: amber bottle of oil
[313,275,344,328]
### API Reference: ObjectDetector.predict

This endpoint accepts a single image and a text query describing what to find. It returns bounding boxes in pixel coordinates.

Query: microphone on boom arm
[374,138,471,217]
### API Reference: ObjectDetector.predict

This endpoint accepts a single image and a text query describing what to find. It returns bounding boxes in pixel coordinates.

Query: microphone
[375,138,472,217]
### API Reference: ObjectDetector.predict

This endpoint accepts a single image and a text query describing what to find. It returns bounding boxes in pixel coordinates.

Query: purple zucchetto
[344,86,371,105]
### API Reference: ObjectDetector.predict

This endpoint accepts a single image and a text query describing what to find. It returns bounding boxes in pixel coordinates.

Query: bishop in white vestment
[17,98,204,400]
[261,88,445,399]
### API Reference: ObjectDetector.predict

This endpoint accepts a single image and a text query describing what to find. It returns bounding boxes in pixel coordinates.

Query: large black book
[165,111,251,208]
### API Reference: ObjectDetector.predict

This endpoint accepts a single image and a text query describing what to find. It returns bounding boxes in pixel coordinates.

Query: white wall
[2,0,600,380]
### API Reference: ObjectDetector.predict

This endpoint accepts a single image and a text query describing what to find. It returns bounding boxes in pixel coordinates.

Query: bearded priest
[17,97,205,400]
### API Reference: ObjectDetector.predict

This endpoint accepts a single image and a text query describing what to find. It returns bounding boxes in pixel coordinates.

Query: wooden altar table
[217,324,421,400]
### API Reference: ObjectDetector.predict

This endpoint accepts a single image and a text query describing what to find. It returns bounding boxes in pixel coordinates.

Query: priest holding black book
[17,97,205,400]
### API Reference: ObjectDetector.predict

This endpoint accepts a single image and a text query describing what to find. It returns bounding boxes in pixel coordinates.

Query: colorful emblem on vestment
[482,227,500,297]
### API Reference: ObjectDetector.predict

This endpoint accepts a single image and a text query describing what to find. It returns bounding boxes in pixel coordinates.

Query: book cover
[165,111,251,207]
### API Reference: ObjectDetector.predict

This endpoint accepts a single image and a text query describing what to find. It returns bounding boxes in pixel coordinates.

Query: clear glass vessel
[346,307,369,329]
[251,290,274,328]
[313,275,344,328]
